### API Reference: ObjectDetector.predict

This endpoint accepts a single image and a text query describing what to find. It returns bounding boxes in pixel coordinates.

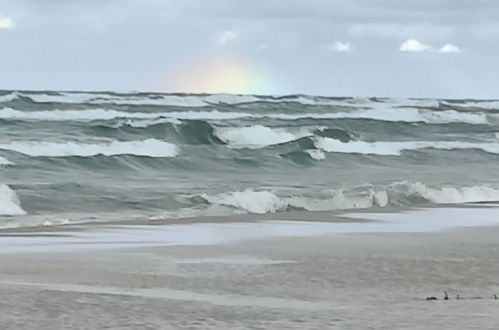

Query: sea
[1,90,499,228]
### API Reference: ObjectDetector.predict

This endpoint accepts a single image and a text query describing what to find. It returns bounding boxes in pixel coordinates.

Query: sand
[1,206,499,329]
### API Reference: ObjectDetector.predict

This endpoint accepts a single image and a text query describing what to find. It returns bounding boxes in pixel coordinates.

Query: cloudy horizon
[0,0,498,99]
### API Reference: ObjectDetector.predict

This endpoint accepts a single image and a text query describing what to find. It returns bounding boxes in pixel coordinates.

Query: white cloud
[0,16,14,29]
[216,30,237,45]
[439,43,461,53]
[327,41,351,52]
[399,39,430,52]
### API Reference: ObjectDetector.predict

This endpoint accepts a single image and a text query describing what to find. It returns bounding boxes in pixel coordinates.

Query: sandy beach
[0,205,499,329]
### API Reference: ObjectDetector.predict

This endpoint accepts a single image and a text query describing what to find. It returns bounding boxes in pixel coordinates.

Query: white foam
[0,92,19,103]
[20,92,350,107]
[205,94,262,105]
[393,181,499,204]
[442,100,499,111]
[98,95,209,107]
[0,108,253,122]
[3,205,499,254]
[384,98,440,108]
[0,106,489,125]
[306,149,326,160]
[0,108,160,121]
[201,190,285,214]
[0,184,26,216]
[22,92,113,104]
[198,182,499,216]
[200,188,388,214]
[361,106,486,124]
[0,139,178,157]
[254,106,487,124]
[215,125,313,148]
[315,137,499,156]
[21,92,263,107]
[0,156,13,166]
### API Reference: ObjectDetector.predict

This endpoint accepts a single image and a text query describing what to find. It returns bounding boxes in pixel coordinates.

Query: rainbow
[164,56,277,95]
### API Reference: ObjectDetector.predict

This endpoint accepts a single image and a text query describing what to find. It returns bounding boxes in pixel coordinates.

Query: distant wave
[2,91,499,113]
[0,92,19,103]
[314,137,499,156]
[0,139,178,157]
[18,92,263,107]
[0,107,490,125]
[0,184,26,216]
[442,100,499,111]
[4,91,365,107]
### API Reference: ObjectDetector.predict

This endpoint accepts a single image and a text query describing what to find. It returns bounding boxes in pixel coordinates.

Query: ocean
[1,90,499,228]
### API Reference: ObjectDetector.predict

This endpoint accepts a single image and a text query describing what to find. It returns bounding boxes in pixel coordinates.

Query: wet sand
[1,206,499,329]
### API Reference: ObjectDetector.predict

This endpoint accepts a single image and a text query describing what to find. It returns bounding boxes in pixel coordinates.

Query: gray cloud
[0,0,498,98]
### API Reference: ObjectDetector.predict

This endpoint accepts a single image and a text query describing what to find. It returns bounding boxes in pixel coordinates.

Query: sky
[0,0,498,98]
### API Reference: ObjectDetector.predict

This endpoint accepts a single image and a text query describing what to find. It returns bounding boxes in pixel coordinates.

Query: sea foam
[0,92,19,103]
[0,107,489,125]
[199,188,389,214]
[0,156,13,166]
[314,137,499,156]
[196,182,499,215]
[0,139,178,157]
[215,125,313,149]
[0,184,26,216]
[392,181,499,204]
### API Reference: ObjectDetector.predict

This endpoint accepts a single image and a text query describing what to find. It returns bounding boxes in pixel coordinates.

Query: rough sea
[1,90,499,228]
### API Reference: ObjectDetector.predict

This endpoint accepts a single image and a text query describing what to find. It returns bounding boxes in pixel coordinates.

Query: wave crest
[195,182,499,215]
[0,139,178,157]
[0,156,13,166]
[314,137,499,156]
[0,106,490,125]
[215,125,314,149]
[0,184,26,216]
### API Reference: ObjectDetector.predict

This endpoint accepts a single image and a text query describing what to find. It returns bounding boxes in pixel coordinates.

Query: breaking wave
[215,125,314,149]
[0,156,13,166]
[442,100,499,111]
[196,182,499,214]
[0,139,178,157]
[0,184,26,216]
[0,92,19,103]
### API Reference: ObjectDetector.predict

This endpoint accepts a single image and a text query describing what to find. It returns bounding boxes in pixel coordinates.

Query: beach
[1,205,499,329]
[1,1,499,329]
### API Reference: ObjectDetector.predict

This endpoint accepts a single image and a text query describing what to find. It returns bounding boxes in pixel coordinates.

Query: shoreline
[2,201,499,235]
[1,206,499,328]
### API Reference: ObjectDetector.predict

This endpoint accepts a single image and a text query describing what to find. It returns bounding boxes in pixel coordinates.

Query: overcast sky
[0,0,498,98]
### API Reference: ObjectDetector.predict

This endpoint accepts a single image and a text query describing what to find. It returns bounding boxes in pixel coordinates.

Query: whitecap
[214,125,313,149]
[0,92,19,103]
[0,139,178,158]
[0,156,13,166]
[314,137,499,156]
[0,107,489,125]
[0,184,26,216]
